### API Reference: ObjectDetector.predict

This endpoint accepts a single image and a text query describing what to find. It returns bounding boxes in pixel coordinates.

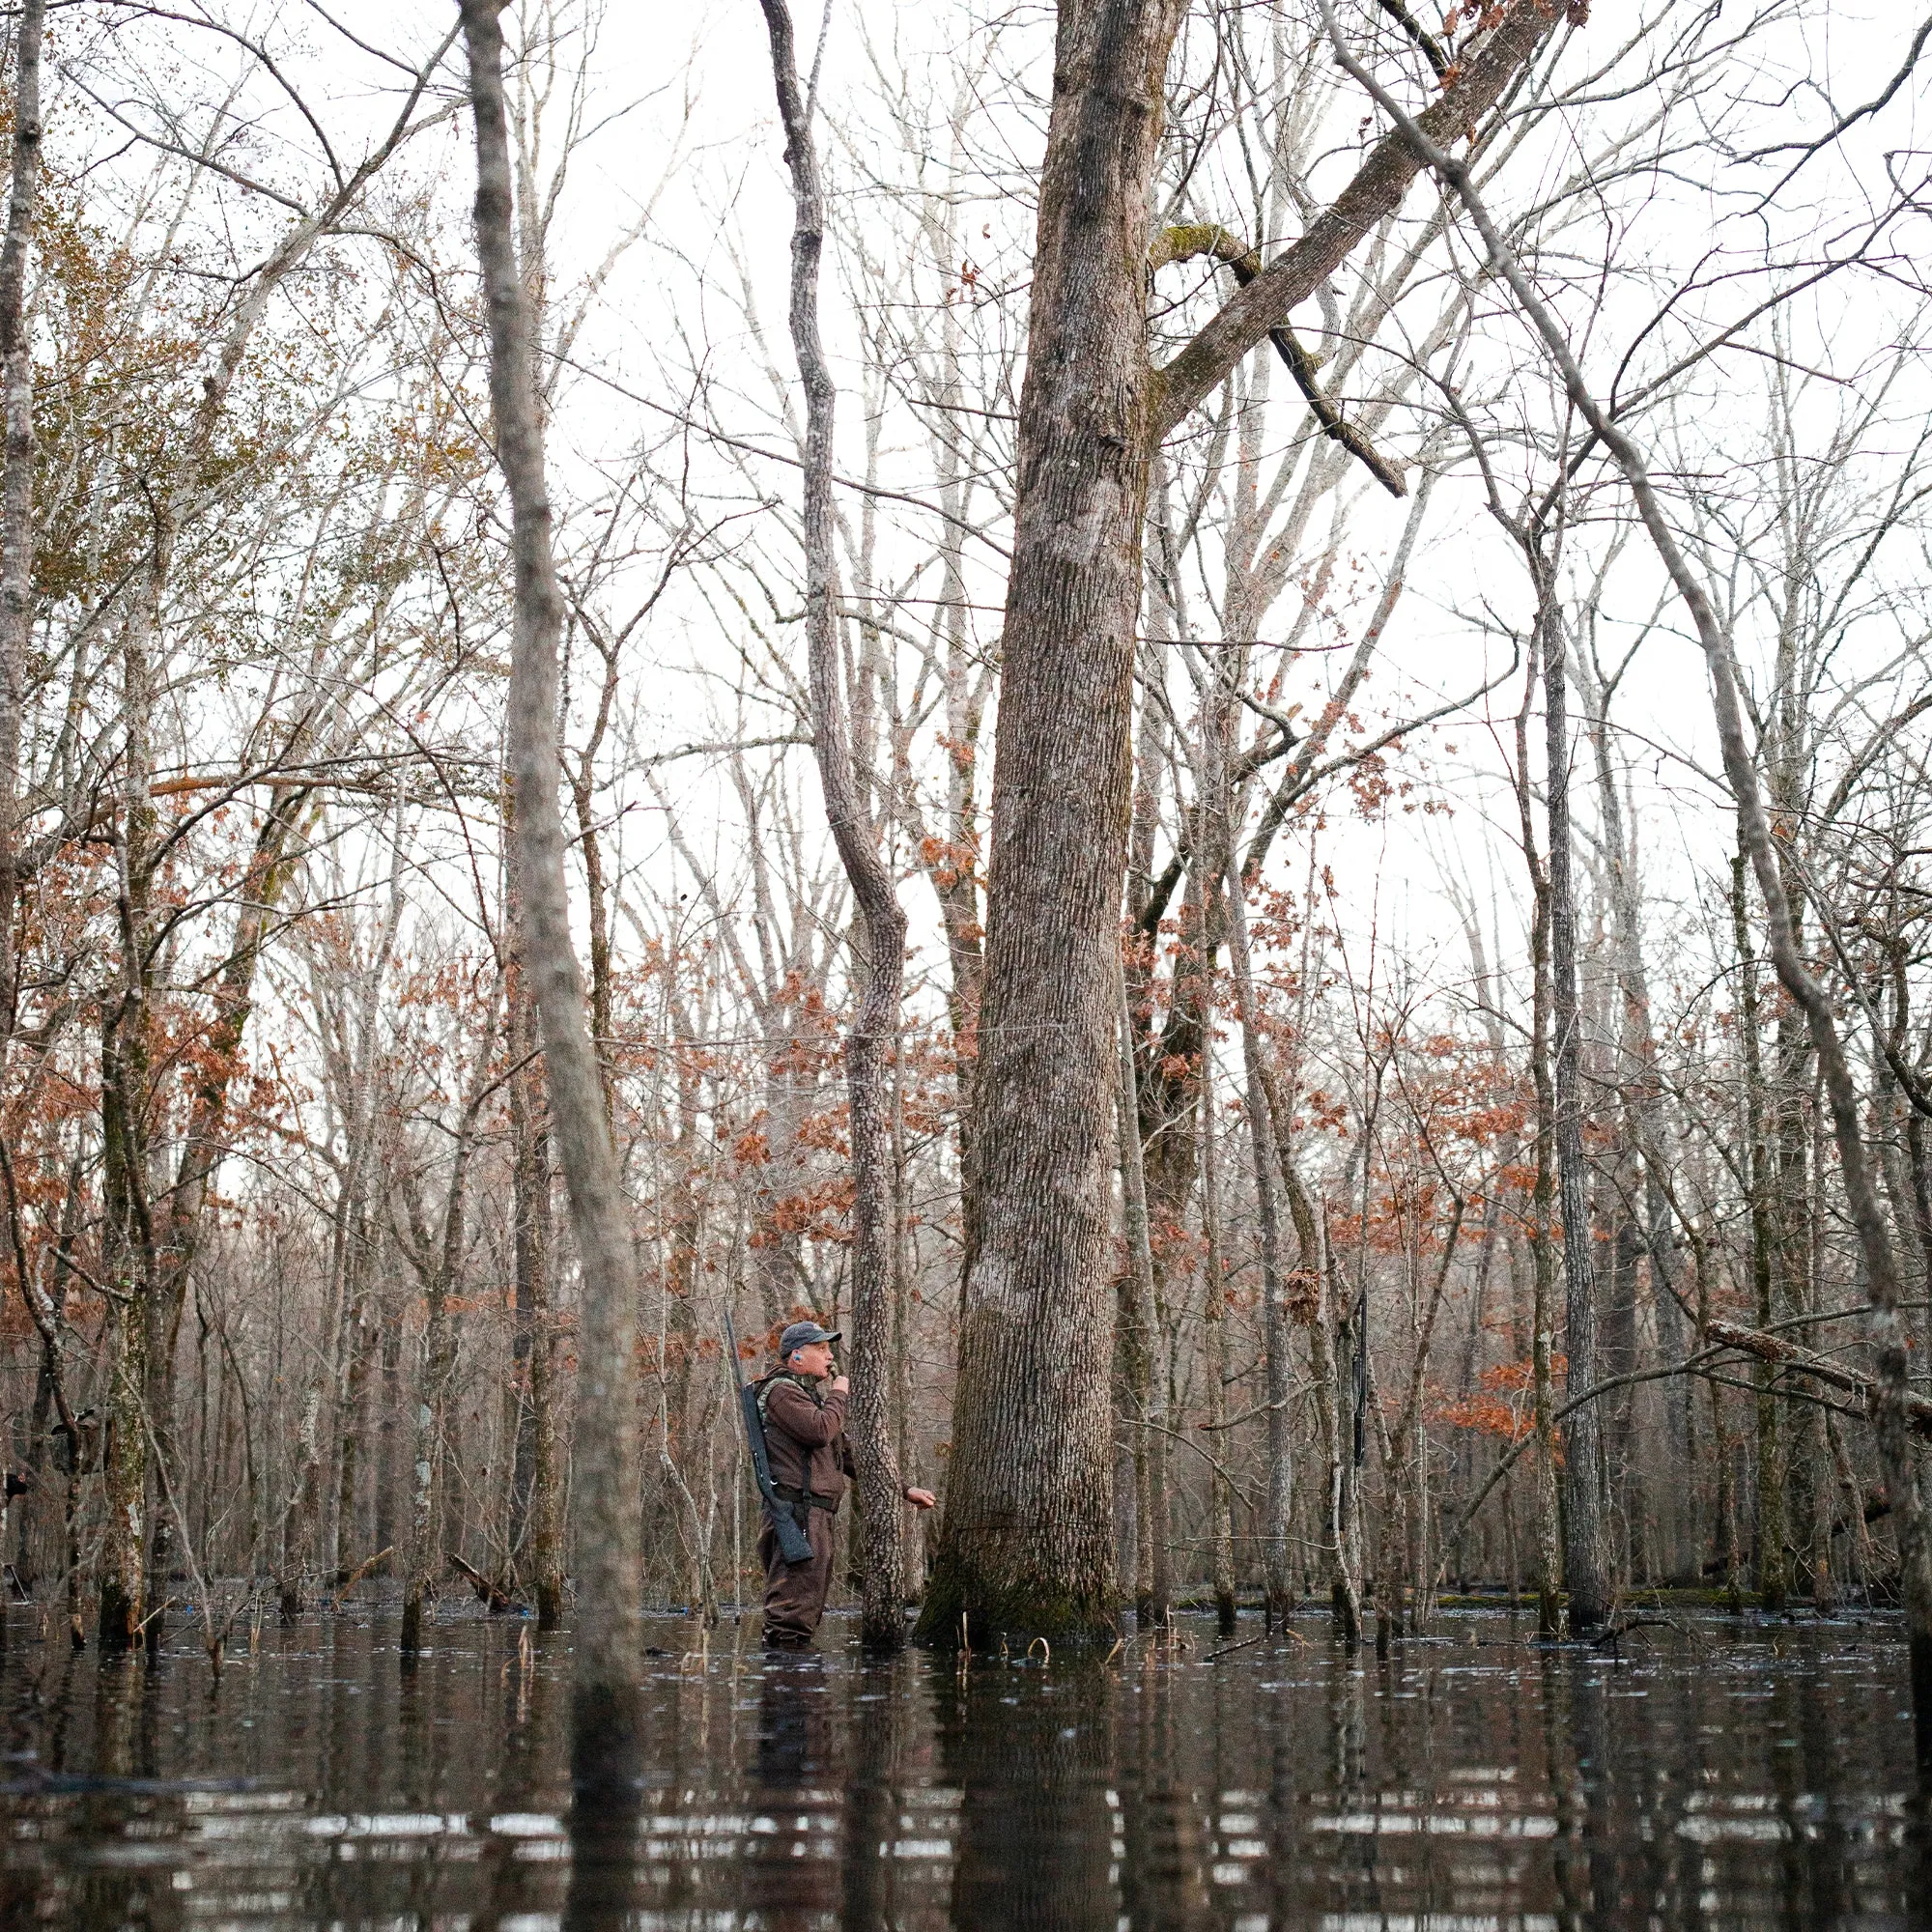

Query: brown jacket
[758,1372,856,1508]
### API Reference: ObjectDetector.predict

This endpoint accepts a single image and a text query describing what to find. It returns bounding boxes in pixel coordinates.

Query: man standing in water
[757,1321,935,1646]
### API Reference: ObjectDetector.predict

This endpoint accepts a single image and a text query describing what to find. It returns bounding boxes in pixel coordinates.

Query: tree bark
[1200,1035,1237,1633]
[1731,851,1785,1608]
[756,0,909,1651]
[1116,953,1169,1628]
[461,0,641,1762]
[1224,868,1293,1621]
[506,791,563,1626]
[399,1022,494,1653]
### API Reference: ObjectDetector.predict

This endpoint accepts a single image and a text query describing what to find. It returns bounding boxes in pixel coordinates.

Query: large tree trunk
[461,0,641,1769]
[920,0,1554,1644]
[756,0,909,1651]
[919,0,1187,1645]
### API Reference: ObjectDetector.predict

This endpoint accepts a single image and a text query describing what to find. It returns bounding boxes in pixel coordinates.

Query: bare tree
[923,0,1557,1646]
[755,0,911,1651]
[460,0,641,1765]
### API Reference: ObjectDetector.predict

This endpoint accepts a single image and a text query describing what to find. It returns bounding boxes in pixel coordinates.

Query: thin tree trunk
[280,1382,324,1621]
[756,0,907,1651]
[1200,982,1236,1632]
[1225,870,1292,1620]
[0,0,43,1050]
[1309,1218,1353,1641]
[1731,851,1784,1608]
[399,1039,495,1655]
[892,1037,923,1600]
[1543,591,1608,1634]
[1514,637,1564,1642]
[1323,1207,1366,1644]
[1117,955,1169,1628]
[506,803,562,1625]
[461,0,641,1767]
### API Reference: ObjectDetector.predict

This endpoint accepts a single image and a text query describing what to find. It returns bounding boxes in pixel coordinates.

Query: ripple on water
[0,1602,1922,1929]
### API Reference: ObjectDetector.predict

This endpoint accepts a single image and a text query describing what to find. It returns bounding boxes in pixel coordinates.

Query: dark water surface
[0,1603,1924,1929]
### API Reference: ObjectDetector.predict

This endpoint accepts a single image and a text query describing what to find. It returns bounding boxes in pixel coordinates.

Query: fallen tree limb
[1438,1314,1932,1588]
[331,1547,393,1610]
[448,1551,516,1613]
[1704,1320,1932,1439]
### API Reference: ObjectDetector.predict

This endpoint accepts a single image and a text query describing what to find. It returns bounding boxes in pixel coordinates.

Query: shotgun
[724,1310,814,1565]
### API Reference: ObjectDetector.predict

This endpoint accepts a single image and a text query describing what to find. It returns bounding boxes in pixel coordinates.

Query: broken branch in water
[448,1551,517,1613]
[332,1548,393,1611]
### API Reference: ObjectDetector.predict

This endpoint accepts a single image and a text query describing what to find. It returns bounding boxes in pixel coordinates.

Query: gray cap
[779,1320,841,1359]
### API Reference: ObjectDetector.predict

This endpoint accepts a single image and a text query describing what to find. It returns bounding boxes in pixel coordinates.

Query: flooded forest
[2,0,1932,1924]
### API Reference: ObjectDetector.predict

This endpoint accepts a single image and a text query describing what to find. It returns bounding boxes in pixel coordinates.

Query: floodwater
[0,1603,1924,1929]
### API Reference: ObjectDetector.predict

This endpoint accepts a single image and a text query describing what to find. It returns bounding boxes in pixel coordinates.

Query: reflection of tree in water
[1118,1657,1213,1931]
[561,1668,644,1932]
[749,1651,843,1930]
[0,1613,1922,1926]
[73,1658,167,1930]
[479,1626,566,1932]
[941,1662,1119,1932]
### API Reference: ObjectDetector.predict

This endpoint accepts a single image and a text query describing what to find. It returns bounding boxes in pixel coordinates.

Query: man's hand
[903,1487,937,1510]
[829,1374,850,1394]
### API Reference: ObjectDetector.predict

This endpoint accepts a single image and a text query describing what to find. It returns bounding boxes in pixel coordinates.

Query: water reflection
[0,1604,1923,1928]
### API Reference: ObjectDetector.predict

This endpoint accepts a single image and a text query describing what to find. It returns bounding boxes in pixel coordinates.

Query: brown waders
[759,1487,838,1644]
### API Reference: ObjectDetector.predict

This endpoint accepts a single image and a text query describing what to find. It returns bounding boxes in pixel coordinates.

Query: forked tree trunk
[922,0,1553,1642]
[755,0,908,1651]
[460,0,641,1767]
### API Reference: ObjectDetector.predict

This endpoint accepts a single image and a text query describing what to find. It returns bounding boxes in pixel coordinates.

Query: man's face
[787,1340,835,1379]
